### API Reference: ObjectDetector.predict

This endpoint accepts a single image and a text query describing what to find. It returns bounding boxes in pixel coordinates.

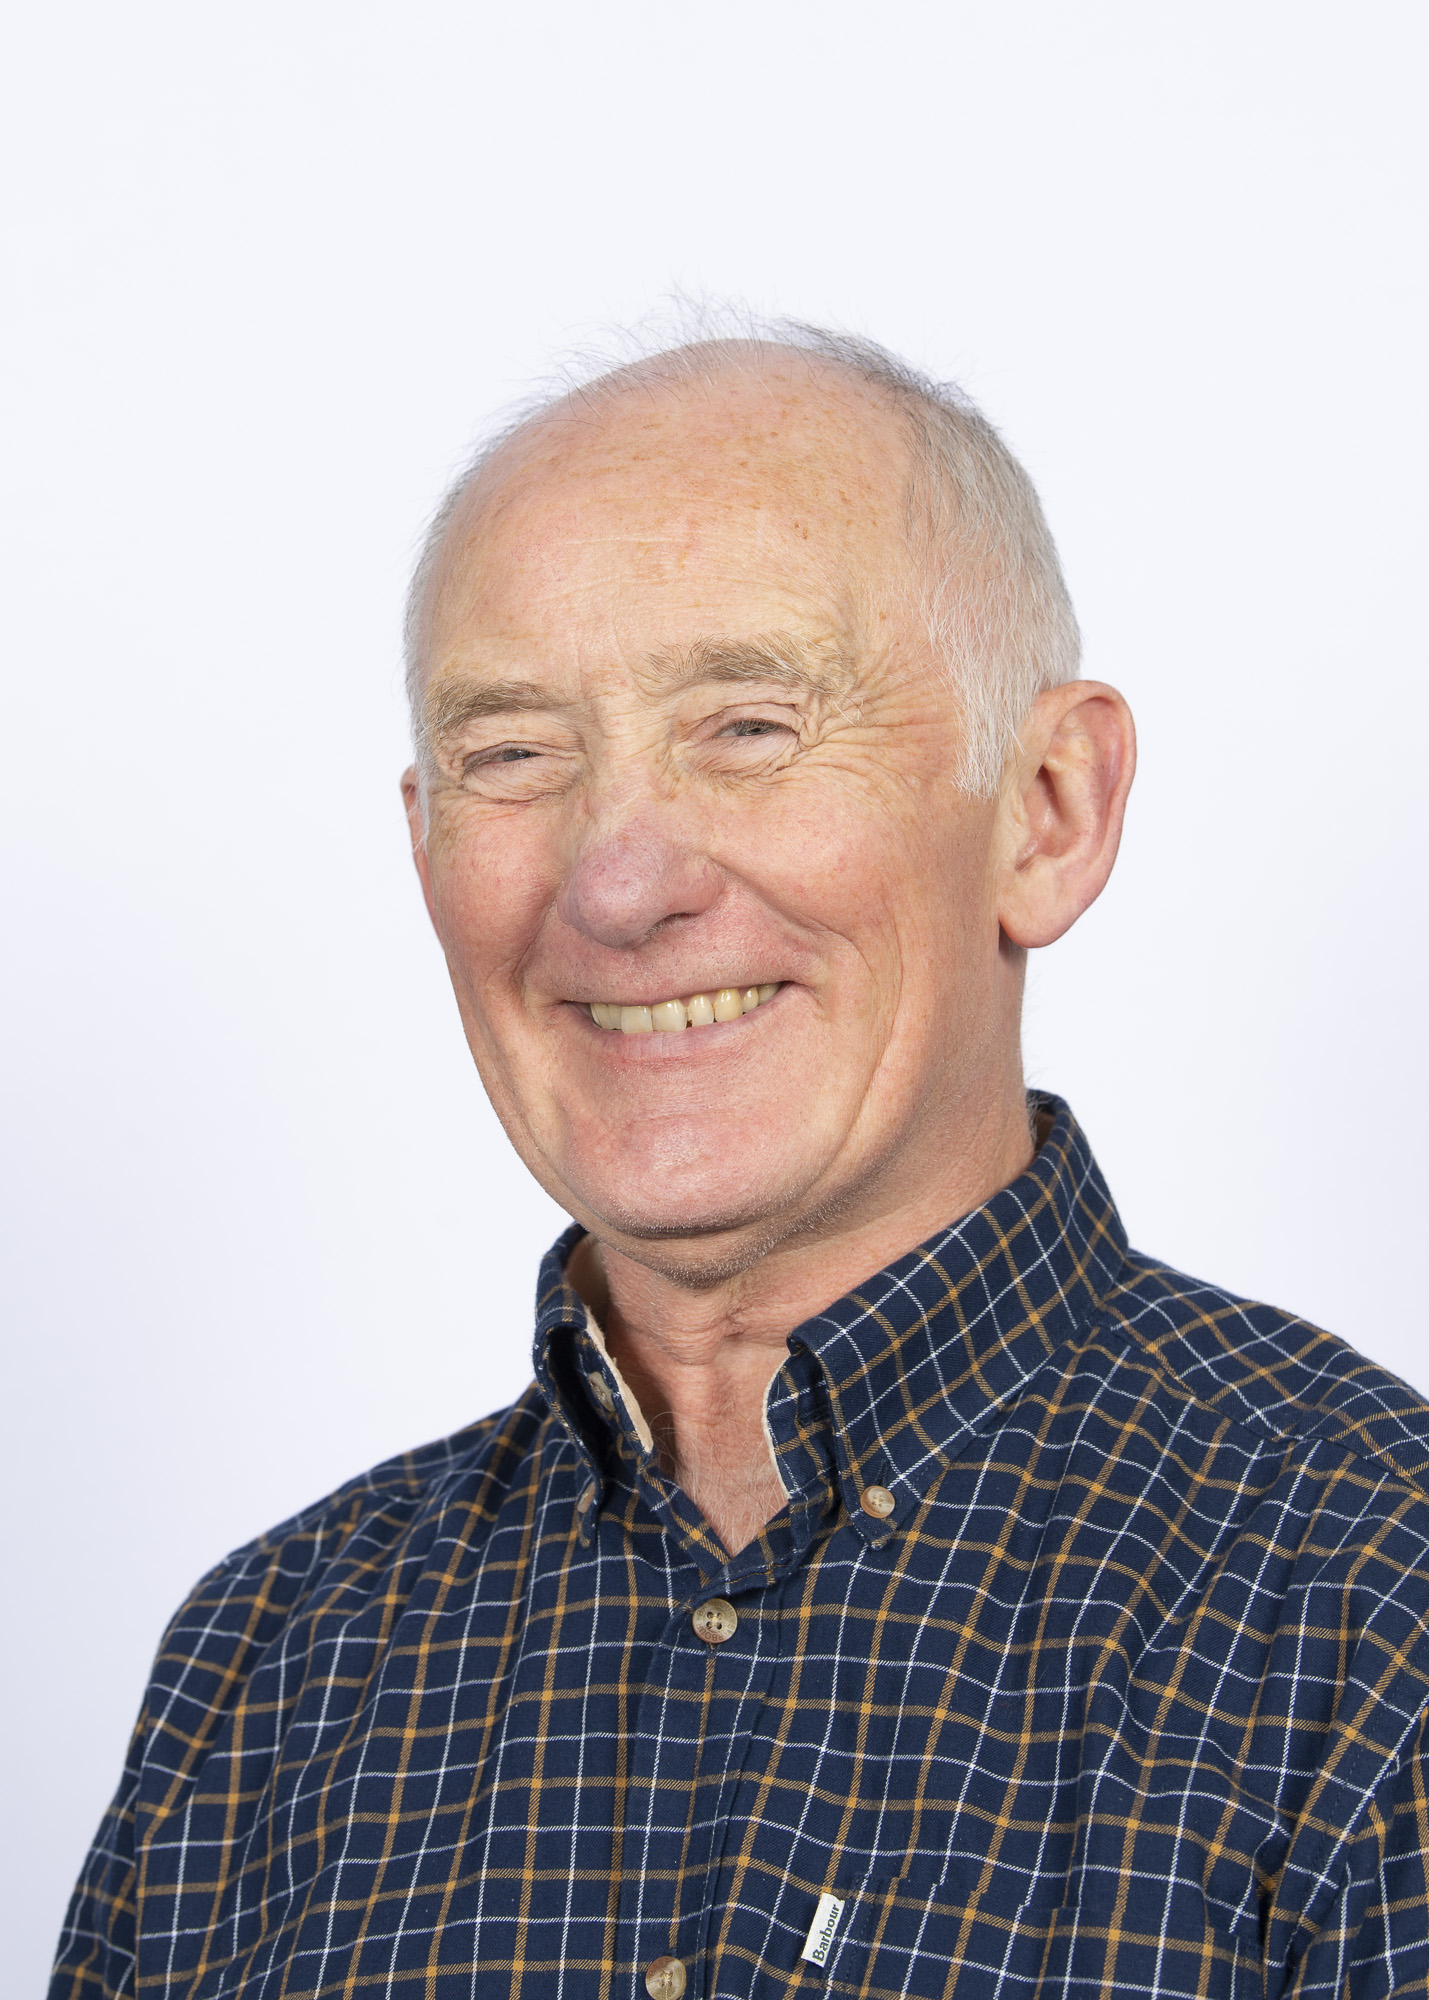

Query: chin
[556,1134,863,1290]
[563,1150,815,1253]
[582,1202,807,1288]
[549,1104,808,1215]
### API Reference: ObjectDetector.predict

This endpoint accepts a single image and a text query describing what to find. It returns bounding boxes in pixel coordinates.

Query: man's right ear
[400,767,439,929]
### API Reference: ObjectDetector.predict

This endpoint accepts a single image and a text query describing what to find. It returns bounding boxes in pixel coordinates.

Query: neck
[567,1073,1036,1557]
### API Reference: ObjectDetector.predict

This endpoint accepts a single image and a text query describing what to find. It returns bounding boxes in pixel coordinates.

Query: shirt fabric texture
[52,1095,1429,1999]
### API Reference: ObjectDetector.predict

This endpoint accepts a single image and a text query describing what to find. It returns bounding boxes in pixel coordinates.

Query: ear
[995,681,1137,949]
[400,766,440,931]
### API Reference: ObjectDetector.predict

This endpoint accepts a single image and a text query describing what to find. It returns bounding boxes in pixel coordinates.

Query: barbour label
[800,1892,846,1966]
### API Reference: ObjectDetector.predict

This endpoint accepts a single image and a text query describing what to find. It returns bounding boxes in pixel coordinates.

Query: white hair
[403,307,1080,797]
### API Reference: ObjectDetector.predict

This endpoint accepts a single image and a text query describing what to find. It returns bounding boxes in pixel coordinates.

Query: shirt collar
[774,1090,1128,1542]
[531,1092,1128,1540]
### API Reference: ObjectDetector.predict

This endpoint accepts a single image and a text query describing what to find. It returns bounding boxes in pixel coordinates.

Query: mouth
[584,983,781,1035]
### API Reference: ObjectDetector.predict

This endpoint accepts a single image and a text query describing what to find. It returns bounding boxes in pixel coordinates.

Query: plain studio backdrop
[3,1,1426,1981]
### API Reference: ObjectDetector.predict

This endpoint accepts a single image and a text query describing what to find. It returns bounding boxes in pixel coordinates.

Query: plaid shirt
[52,1095,1429,1999]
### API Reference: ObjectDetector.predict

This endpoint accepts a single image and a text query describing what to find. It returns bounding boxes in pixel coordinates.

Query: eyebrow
[423,676,562,745]
[640,634,856,701]
[422,633,856,747]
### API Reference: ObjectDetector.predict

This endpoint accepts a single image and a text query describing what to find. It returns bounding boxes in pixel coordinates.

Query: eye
[454,737,576,801]
[691,703,804,776]
[461,742,544,777]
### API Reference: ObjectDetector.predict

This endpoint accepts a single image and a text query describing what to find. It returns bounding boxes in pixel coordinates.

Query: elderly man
[54,327,1429,2000]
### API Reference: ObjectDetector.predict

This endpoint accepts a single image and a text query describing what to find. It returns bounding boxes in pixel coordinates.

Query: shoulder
[145,1385,556,1720]
[1099,1247,1429,1491]
[1086,1250,1429,1869]
[219,1380,551,1570]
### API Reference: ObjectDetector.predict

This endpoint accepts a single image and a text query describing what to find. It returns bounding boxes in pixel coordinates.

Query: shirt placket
[609,1352,839,2000]
[616,1577,773,1996]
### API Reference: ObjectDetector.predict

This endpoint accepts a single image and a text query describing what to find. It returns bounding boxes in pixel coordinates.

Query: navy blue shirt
[53,1096,1429,1997]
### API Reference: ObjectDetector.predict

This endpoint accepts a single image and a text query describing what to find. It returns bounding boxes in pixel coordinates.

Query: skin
[402,353,1136,1554]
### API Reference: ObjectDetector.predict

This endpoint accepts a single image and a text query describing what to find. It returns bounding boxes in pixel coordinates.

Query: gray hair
[403,310,1080,797]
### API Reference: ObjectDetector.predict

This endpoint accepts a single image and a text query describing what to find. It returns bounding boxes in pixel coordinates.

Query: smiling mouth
[586,984,781,1034]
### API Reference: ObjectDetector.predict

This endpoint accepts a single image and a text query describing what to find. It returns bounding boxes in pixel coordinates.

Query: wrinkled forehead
[417,360,921,680]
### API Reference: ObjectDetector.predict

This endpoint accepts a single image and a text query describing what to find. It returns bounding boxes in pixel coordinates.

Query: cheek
[427,811,557,981]
[746,781,989,968]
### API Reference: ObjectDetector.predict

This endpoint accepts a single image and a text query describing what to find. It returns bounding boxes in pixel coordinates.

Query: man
[53,325,1429,1999]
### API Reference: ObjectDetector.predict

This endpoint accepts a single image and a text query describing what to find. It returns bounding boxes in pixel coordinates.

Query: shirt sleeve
[1291,1706,1429,1998]
[47,1708,145,1999]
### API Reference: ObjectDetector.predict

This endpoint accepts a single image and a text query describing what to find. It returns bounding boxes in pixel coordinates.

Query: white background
[3,2,1426,1983]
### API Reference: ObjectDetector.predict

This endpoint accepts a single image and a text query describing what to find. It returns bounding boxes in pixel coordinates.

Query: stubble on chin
[575,1174,864,1293]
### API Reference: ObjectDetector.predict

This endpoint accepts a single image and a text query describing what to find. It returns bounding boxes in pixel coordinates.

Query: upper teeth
[588,985,780,1033]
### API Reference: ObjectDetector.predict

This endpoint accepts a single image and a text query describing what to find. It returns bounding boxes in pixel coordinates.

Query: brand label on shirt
[800,1891,846,1966]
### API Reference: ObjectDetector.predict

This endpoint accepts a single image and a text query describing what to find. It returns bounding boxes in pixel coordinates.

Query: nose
[557,805,724,949]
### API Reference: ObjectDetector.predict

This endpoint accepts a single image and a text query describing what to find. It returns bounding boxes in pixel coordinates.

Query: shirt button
[692,1597,738,1644]
[575,1484,594,1515]
[859,1484,896,1519]
[644,1958,686,2000]
[587,1372,615,1415]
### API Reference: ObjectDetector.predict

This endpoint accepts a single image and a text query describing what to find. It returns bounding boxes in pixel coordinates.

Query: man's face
[408,366,1014,1272]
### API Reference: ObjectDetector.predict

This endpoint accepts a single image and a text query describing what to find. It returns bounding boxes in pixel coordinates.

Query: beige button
[645,1958,686,2000]
[576,1484,594,1515]
[859,1484,896,1519]
[587,1373,615,1414]
[692,1597,738,1644]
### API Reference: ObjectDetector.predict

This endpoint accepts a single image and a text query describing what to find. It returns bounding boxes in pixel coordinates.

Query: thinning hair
[403,308,1080,796]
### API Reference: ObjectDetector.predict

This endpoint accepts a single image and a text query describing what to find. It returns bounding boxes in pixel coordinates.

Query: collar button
[859,1484,896,1520]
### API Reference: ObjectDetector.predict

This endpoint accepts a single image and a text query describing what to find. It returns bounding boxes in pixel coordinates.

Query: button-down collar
[532,1092,1127,1548]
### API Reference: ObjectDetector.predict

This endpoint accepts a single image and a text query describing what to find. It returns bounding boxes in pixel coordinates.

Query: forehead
[421,362,918,676]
